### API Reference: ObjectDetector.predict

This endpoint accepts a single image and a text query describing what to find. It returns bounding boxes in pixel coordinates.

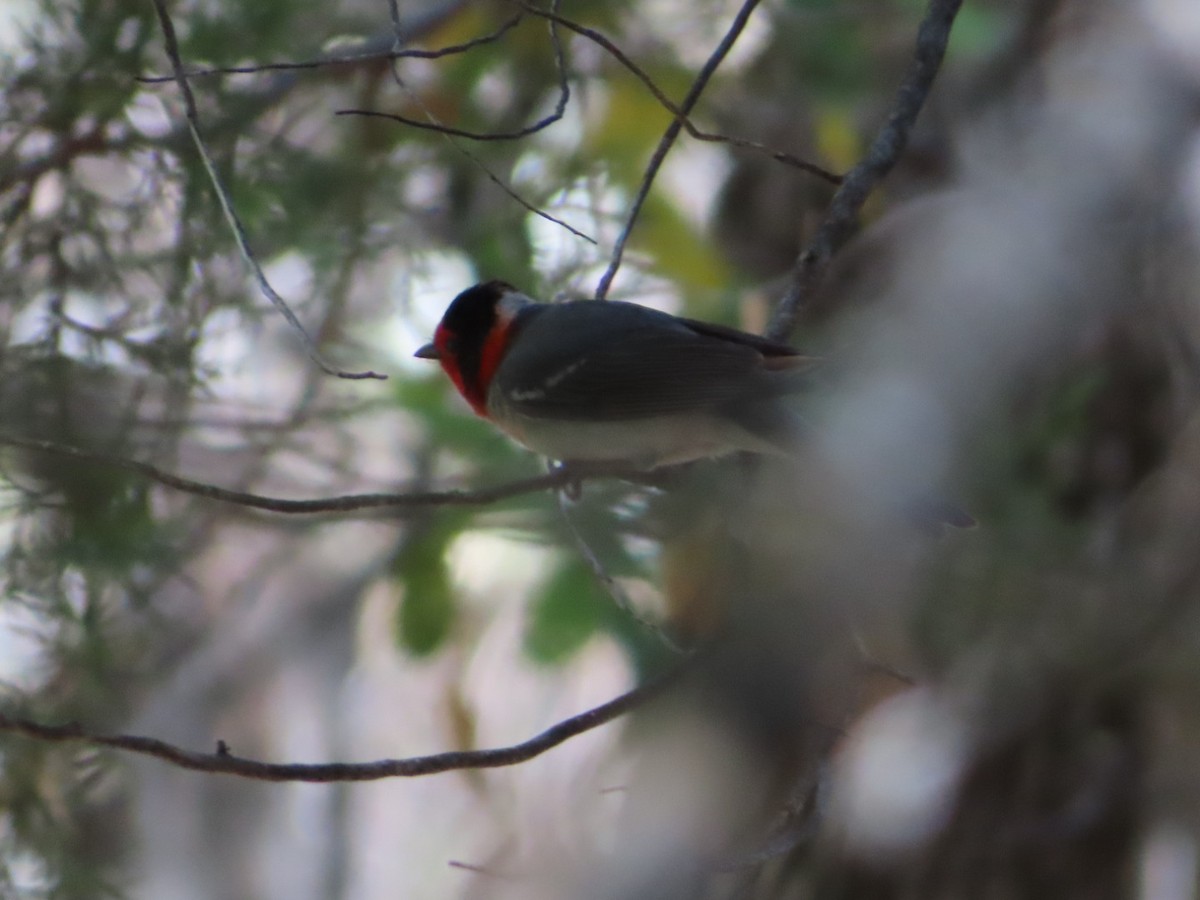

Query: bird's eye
[443,336,460,354]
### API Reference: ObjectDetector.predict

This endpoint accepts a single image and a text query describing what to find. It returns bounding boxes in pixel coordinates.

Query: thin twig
[557,489,635,612]
[555,487,680,650]
[0,432,658,514]
[137,12,519,83]
[387,0,404,41]
[336,5,571,144]
[447,860,520,880]
[595,0,763,300]
[334,98,566,142]
[368,0,594,245]
[766,0,964,341]
[0,667,679,782]
[517,3,841,185]
[149,0,386,381]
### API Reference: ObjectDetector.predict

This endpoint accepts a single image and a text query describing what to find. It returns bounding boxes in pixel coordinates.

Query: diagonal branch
[0,667,679,782]
[368,0,594,245]
[555,487,680,650]
[517,3,841,186]
[766,0,964,342]
[149,0,386,381]
[594,0,763,300]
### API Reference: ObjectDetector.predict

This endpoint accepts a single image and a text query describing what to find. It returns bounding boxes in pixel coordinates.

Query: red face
[432,314,516,418]
[431,322,475,412]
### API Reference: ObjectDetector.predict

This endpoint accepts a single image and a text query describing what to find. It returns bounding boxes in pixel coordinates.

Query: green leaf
[524,559,608,664]
[394,528,457,656]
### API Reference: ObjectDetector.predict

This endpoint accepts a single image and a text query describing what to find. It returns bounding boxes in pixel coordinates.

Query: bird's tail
[728,400,809,456]
[729,401,976,530]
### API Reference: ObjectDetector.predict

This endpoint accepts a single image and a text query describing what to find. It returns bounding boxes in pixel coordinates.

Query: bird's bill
[414,343,440,360]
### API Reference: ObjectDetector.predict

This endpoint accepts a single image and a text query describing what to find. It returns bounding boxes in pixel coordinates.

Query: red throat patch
[434,317,516,418]
[476,317,514,413]
[432,324,476,414]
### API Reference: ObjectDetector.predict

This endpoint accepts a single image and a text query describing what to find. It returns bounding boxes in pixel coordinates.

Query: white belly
[489,406,784,467]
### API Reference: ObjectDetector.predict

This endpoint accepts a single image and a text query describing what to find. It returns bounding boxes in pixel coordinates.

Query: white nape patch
[495,289,535,323]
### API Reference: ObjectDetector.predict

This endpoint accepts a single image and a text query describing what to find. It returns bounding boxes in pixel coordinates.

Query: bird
[414,280,816,468]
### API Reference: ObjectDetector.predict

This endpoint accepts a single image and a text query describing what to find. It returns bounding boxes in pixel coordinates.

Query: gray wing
[494,302,801,421]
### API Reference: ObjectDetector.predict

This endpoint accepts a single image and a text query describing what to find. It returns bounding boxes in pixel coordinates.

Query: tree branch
[137,7,509,83]
[366,0,594,245]
[149,0,386,381]
[0,668,677,782]
[767,0,964,341]
[0,433,662,514]
[555,487,681,650]
[516,3,841,186]
[336,3,570,145]
[596,0,763,300]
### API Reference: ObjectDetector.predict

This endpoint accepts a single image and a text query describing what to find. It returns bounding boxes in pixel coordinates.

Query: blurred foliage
[5,0,1181,897]
[394,517,461,655]
[524,558,616,664]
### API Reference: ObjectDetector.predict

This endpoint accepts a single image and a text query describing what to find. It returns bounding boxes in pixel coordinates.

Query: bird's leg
[547,459,584,501]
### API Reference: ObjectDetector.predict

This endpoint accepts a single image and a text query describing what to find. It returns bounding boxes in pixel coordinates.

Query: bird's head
[415,280,533,416]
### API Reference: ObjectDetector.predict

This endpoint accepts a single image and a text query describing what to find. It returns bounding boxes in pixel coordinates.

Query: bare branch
[767,0,964,341]
[595,0,763,300]
[0,668,678,782]
[336,3,570,145]
[334,99,566,142]
[0,433,662,514]
[149,0,386,381]
[137,11,518,83]
[371,0,595,245]
[516,3,841,186]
